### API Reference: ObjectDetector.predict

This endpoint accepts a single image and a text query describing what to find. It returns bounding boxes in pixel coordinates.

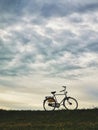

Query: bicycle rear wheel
[43,98,56,111]
[63,97,78,110]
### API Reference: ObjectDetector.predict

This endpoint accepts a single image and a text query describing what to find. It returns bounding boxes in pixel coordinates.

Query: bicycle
[43,86,78,111]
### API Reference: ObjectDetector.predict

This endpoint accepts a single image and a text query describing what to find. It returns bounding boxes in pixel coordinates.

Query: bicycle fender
[45,96,53,99]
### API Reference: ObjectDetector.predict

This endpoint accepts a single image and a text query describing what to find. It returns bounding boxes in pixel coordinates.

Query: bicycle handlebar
[62,86,66,89]
[60,86,67,92]
[60,89,65,92]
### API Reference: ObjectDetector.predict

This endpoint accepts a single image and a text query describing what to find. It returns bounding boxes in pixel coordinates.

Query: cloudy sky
[0,0,98,110]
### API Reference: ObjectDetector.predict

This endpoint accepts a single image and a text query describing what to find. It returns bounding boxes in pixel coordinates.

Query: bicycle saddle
[51,91,56,94]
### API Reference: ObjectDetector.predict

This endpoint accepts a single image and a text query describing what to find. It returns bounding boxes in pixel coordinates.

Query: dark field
[0,109,98,130]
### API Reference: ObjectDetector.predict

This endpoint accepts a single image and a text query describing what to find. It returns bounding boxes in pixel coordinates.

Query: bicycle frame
[52,92,68,106]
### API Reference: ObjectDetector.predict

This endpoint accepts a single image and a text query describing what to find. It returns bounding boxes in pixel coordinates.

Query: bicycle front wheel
[63,97,78,110]
[43,98,56,111]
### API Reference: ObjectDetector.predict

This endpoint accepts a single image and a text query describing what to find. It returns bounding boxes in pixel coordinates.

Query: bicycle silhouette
[43,86,78,111]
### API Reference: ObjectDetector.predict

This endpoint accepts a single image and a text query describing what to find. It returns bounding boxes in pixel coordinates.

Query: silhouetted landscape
[0,109,98,130]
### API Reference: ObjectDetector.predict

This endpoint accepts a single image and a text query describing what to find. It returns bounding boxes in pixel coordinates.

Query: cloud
[87,42,98,52]
[1,0,98,21]
[40,0,98,17]
[0,14,98,78]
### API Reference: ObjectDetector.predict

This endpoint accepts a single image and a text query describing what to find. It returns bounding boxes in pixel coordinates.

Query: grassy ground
[0,109,98,130]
